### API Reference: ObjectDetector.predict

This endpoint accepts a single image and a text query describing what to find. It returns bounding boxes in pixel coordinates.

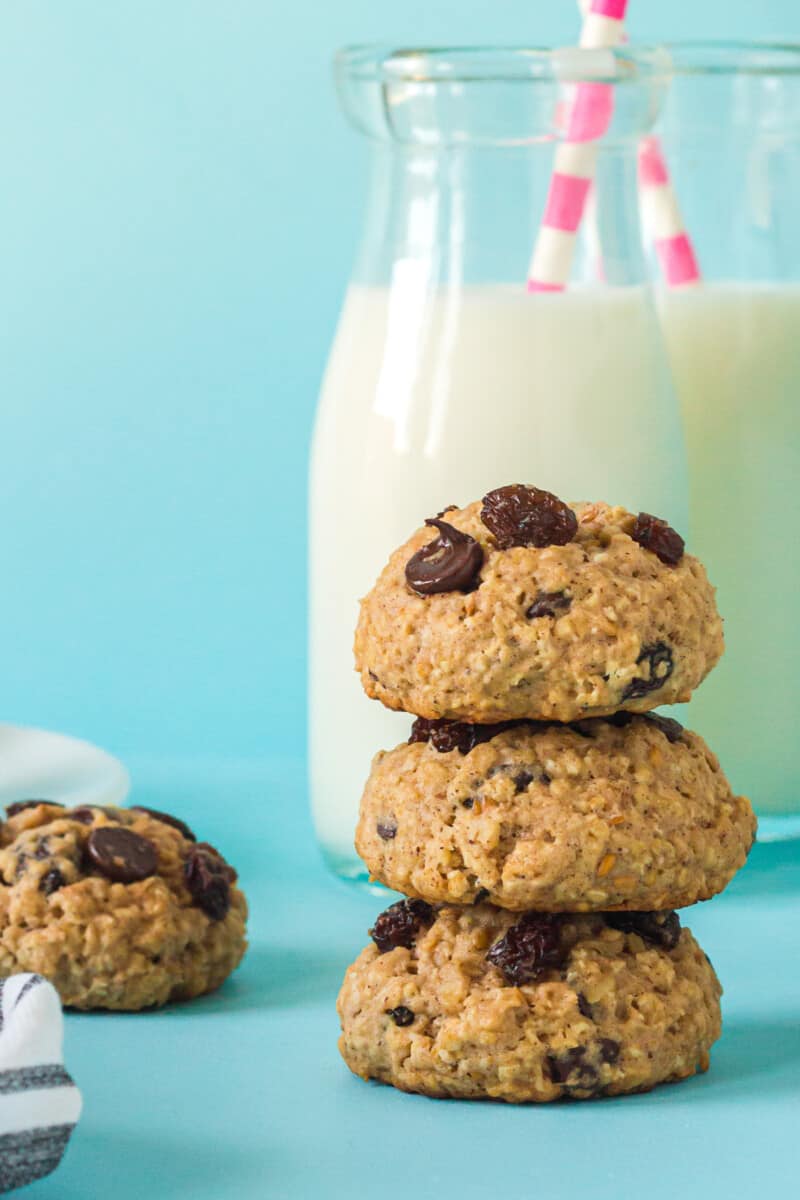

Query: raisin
[461,798,474,809]
[631,512,684,566]
[473,888,490,904]
[33,839,51,860]
[600,1038,621,1064]
[404,518,483,596]
[605,910,681,950]
[621,642,674,701]
[643,713,684,743]
[39,868,65,896]
[68,807,99,825]
[486,913,564,985]
[513,770,534,793]
[130,806,196,842]
[481,485,577,550]
[386,1005,415,1027]
[5,799,62,818]
[369,899,434,954]
[184,844,235,920]
[526,591,572,620]
[409,716,522,755]
[376,819,397,840]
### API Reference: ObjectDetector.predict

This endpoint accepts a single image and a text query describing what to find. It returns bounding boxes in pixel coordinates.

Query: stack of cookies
[337,485,755,1102]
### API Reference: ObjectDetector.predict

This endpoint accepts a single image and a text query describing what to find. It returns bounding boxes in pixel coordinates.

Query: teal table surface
[21,757,800,1200]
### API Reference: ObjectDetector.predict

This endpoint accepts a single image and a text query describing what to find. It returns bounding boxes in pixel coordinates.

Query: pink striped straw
[527,0,628,292]
[638,135,701,286]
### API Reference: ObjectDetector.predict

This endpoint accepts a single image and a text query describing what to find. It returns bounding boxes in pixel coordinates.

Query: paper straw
[527,0,628,292]
[638,135,701,286]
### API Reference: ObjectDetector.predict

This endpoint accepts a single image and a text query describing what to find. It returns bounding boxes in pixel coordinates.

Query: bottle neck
[353,141,650,290]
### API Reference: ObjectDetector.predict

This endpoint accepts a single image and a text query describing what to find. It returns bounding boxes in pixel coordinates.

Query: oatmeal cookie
[337,901,721,1102]
[0,801,247,1010]
[356,714,755,911]
[354,491,723,723]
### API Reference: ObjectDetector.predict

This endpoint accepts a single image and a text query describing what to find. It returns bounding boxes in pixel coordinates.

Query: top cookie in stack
[354,486,723,723]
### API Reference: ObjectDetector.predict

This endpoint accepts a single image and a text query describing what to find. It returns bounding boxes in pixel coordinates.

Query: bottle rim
[336,41,800,87]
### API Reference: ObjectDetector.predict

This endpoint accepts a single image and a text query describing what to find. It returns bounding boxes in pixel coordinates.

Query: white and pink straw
[528,1,701,291]
[527,0,628,292]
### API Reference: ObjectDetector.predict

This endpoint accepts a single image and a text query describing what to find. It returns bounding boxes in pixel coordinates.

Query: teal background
[0,1,797,763]
[1,6,799,1200]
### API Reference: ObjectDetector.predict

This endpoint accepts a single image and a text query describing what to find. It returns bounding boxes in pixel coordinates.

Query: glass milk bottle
[310,46,686,881]
[650,44,800,839]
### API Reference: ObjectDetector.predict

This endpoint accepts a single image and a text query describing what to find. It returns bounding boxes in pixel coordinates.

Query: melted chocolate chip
[130,805,196,842]
[621,642,674,701]
[486,913,564,985]
[481,485,578,549]
[376,819,397,841]
[631,512,685,566]
[605,909,681,951]
[86,827,158,884]
[184,844,235,920]
[39,867,65,896]
[5,800,62,818]
[369,899,434,954]
[526,591,572,620]
[404,518,483,596]
[386,1005,415,1027]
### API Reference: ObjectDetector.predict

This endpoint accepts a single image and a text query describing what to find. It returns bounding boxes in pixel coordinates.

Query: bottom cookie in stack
[338,902,721,1103]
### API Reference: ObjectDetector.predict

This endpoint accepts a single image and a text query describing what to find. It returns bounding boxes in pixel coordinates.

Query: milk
[659,283,800,820]
[309,283,687,873]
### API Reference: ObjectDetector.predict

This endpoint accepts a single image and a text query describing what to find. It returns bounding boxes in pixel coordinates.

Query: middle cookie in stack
[338,485,756,1103]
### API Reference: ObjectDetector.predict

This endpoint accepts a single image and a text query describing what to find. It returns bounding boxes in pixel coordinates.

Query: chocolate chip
[435,505,458,518]
[184,844,235,920]
[486,913,564,985]
[39,868,65,896]
[621,642,674,701]
[526,590,572,620]
[643,713,684,743]
[600,1038,621,1064]
[577,993,594,1020]
[86,827,158,883]
[386,1005,415,1027]
[404,518,484,596]
[631,512,685,566]
[546,1046,596,1085]
[5,800,62,818]
[377,819,397,841]
[370,899,434,954]
[462,797,474,809]
[605,909,681,950]
[513,770,534,793]
[130,805,196,842]
[69,807,98,825]
[473,888,490,904]
[481,485,577,549]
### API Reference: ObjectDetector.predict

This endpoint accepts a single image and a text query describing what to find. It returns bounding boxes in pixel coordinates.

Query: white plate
[0,724,130,810]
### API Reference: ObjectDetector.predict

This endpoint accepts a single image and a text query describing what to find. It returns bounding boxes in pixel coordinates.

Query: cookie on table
[338,900,721,1103]
[354,487,723,723]
[0,801,247,1010]
[356,713,756,912]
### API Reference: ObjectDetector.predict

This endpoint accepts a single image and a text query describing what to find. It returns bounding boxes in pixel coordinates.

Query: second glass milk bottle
[310,45,684,881]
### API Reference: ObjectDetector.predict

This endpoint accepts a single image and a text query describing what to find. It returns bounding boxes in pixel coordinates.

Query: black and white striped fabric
[0,975,82,1194]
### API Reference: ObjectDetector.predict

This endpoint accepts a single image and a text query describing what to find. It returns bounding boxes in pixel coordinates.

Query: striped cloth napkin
[0,975,82,1194]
